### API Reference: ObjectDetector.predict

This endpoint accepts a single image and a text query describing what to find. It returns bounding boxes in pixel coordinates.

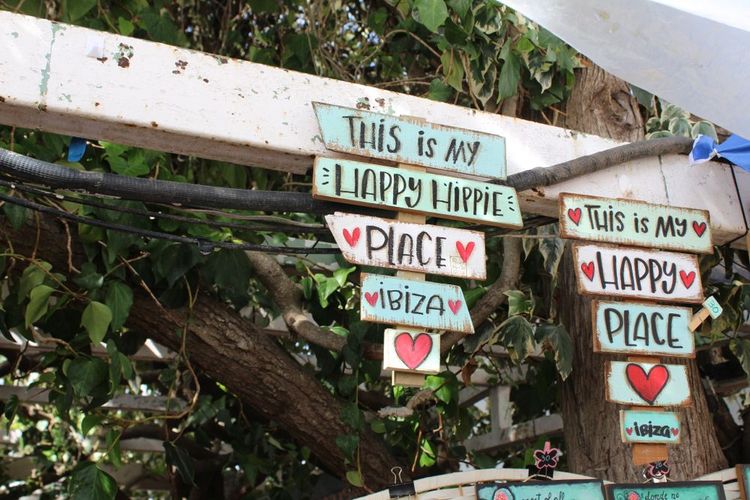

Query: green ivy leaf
[504,290,534,317]
[424,372,458,404]
[67,357,109,397]
[164,442,197,486]
[414,0,448,32]
[537,323,573,380]
[19,262,52,299]
[498,43,521,101]
[81,301,112,343]
[428,78,452,102]
[335,434,359,462]
[117,17,135,36]
[64,0,97,22]
[81,414,104,436]
[341,402,364,431]
[105,281,133,331]
[731,339,750,378]
[447,0,471,17]
[418,439,437,467]
[497,315,535,364]
[440,50,464,92]
[346,470,364,487]
[73,262,104,291]
[69,462,117,500]
[691,121,718,141]
[333,267,355,287]
[25,285,55,328]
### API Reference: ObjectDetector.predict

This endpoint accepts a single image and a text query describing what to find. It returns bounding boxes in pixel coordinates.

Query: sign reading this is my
[560,193,712,254]
[313,102,507,179]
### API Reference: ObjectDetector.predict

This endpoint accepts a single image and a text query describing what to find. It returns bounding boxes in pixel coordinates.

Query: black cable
[0,191,341,255]
[0,178,330,235]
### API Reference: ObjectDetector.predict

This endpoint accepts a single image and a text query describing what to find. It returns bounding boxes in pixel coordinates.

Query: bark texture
[559,65,727,480]
[2,216,397,492]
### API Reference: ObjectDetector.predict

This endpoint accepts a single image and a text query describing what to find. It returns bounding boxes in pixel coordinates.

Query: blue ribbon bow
[689,134,750,173]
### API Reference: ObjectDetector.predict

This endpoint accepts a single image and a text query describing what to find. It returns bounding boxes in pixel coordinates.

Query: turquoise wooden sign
[477,480,606,500]
[313,157,523,228]
[736,464,750,499]
[607,482,726,500]
[620,410,681,444]
[313,102,507,179]
[606,361,691,407]
[560,193,712,254]
[360,273,474,333]
[593,300,695,358]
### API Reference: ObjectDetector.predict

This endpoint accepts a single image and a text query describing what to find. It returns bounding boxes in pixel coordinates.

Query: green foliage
[81,301,112,343]
[646,102,718,140]
[69,462,117,500]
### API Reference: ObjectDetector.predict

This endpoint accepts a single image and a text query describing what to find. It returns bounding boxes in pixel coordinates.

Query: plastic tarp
[498,0,750,138]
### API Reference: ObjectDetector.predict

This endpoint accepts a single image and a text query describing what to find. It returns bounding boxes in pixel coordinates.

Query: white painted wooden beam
[0,385,186,412]
[0,12,747,246]
[463,413,563,453]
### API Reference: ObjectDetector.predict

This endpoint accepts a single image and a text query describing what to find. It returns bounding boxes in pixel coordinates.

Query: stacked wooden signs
[560,192,713,465]
[313,103,522,386]
[477,479,726,499]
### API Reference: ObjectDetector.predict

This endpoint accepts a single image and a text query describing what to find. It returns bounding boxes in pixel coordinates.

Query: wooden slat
[0,12,746,248]
[463,414,564,453]
[0,385,186,412]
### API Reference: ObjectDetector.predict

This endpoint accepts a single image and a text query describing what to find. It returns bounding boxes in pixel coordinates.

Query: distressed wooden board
[325,212,486,279]
[360,273,473,333]
[606,361,692,407]
[736,464,750,500]
[312,157,523,228]
[560,193,712,254]
[620,410,681,444]
[383,328,440,374]
[476,480,606,500]
[391,370,426,387]
[573,243,704,303]
[313,102,507,180]
[592,300,695,358]
[606,482,726,500]
[631,442,668,465]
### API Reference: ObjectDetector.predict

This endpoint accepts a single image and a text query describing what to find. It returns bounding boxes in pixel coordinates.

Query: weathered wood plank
[325,212,486,279]
[606,482,727,500]
[573,243,704,303]
[606,361,692,407]
[0,13,745,247]
[560,192,713,254]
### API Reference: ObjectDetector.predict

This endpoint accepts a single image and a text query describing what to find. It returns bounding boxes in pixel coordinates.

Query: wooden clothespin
[688,296,723,332]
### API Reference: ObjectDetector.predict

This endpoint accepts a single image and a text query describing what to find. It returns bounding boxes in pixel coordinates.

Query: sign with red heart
[559,193,712,254]
[325,212,486,279]
[606,361,691,407]
[382,328,440,374]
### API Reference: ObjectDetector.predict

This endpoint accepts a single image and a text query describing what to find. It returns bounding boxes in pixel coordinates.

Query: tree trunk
[559,64,727,480]
[2,216,397,492]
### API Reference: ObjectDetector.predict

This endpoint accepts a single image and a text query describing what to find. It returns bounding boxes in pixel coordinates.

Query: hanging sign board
[476,480,606,500]
[382,328,441,374]
[560,193,712,254]
[313,102,507,179]
[592,300,695,358]
[736,464,750,500]
[606,482,726,500]
[573,244,704,303]
[360,273,473,333]
[312,158,523,228]
[325,213,486,279]
[606,361,692,407]
[620,410,681,444]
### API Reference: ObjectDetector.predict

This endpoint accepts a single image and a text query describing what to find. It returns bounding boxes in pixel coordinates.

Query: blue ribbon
[689,134,750,173]
[67,137,88,163]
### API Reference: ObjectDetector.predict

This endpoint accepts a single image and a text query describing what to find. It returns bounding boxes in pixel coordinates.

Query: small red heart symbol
[627,493,640,500]
[625,363,670,404]
[455,241,475,262]
[580,262,595,281]
[448,300,462,314]
[342,227,360,247]
[671,427,679,436]
[494,491,512,500]
[394,332,432,370]
[625,427,633,435]
[679,270,696,288]
[364,292,378,306]
[567,207,582,225]
[692,221,707,237]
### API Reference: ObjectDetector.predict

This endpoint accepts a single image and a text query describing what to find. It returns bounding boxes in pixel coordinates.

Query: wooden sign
[312,158,523,229]
[383,328,440,374]
[476,480,606,500]
[560,193,712,254]
[606,361,691,407]
[736,464,750,500]
[592,300,695,358]
[573,244,704,303]
[313,102,508,180]
[360,273,473,333]
[606,482,726,500]
[325,213,487,279]
[620,410,681,444]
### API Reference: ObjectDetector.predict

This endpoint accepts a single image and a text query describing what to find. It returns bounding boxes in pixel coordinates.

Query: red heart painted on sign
[455,241,475,262]
[625,427,633,436]
[343,227,360,247]
[693,221,707,237]
[448,300,462,314]
[567,207,582,225]
[494,491,513,500]
[671,427,679,436]
[394,332,432,370]
[625,363,670,405]
[364,292,379,306]
[580,262,595,281]
[679,270,696,288]
[627,493,640,500]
